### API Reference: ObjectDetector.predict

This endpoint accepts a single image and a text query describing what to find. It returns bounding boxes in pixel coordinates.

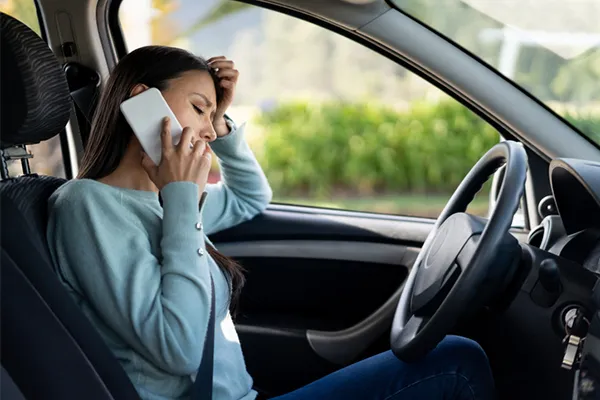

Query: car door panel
[211,205,433,245]
[211,206,429,395]
[220,240,418,329]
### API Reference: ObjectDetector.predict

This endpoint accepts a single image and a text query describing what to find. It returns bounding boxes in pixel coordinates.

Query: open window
[118,0,506,220]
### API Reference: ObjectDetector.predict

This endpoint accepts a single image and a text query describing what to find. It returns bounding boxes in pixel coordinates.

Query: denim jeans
[270,335,494,400]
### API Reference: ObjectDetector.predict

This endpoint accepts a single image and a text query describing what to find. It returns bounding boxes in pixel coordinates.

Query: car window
[0,0,67,179]
[118,0,508,220]
[391,0,600,145]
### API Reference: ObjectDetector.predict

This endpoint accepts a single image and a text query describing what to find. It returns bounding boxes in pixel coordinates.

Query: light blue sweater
[47,123,272,400]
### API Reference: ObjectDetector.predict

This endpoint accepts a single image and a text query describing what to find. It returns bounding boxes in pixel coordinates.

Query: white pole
[497,28,521,79]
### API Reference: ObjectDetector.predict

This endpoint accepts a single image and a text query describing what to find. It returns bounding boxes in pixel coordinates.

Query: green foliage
[256,101,500,197]
[552,51,600,104]
[563,113,600,144]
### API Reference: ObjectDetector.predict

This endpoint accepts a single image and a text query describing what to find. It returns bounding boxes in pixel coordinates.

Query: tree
[552,50,600,106]
[150,0,181,45]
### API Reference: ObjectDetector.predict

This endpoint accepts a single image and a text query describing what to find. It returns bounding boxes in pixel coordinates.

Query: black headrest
[0,13,71,149]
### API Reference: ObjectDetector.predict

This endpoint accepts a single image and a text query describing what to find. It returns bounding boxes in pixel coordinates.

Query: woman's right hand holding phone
[142,117,212,192]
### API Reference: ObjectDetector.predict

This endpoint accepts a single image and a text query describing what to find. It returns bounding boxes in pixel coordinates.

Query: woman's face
[160,69,218,143]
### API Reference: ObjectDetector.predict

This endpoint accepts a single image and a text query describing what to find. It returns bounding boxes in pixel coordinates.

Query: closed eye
[193,105,204,115]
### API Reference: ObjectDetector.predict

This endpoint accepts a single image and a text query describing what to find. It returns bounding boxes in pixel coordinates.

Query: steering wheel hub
[412,214,485,316]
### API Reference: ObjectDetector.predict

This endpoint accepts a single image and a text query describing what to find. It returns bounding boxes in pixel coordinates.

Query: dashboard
[531,158,600,274]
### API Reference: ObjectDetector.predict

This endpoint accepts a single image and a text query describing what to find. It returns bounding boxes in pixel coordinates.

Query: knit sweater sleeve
[203,123,272,235]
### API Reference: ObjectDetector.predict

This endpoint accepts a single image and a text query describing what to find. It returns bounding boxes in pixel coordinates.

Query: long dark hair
[78,46,245,311]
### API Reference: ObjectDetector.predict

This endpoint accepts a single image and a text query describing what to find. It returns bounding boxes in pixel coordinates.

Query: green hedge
[563,114,600,143]
[256,100,500,197]
[255,101,600,198]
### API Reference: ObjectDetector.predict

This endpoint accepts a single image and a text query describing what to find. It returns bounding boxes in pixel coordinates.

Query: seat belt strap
[64,62,100,147]
[191,277,215,400]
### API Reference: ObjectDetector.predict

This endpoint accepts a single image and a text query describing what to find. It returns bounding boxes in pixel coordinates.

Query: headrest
[0,13,71,149]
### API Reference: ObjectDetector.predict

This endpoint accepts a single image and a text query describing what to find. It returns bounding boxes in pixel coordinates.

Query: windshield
[392,0,600,144]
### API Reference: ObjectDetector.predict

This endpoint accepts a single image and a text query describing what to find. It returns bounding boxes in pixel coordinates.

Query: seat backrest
[0,13,140,399]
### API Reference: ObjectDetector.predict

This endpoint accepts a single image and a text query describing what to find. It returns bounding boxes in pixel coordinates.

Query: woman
[47,46,494,400]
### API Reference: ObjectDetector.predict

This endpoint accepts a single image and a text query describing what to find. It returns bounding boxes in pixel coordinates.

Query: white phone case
[120,87,183,166]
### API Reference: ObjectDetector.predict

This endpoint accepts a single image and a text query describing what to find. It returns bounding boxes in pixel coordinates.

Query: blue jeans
[271,335,494,400]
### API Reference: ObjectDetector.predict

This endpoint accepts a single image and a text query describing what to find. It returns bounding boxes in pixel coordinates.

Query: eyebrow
[192,92,214,108]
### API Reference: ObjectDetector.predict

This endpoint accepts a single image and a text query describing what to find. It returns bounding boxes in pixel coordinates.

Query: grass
[274,193,490,219]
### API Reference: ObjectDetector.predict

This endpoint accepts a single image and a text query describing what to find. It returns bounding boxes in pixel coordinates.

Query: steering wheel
[391,141,528,362]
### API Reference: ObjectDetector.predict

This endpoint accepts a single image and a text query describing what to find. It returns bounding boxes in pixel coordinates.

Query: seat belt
[64,62,101,148]
[72,74,217,399]
[191,277,215,400]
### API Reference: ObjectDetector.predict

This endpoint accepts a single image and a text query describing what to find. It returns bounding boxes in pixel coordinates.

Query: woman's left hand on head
[208,56,238,137]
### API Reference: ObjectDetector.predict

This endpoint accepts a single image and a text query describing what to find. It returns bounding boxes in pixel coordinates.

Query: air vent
[528,215,566,251]
[528,224,545,248]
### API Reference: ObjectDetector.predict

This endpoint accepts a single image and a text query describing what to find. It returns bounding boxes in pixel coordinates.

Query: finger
[220,80,235,89]
[199,151,213,174]
[161,117,174,155]
[194,151,212,188]
[216,69,239,79]
[178,127,195,153]
[207,56,227,63]
[209,60,234,70]
[192,139,207,157]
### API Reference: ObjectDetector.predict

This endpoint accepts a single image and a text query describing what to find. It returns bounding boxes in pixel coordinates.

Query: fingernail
[164,117,170,122]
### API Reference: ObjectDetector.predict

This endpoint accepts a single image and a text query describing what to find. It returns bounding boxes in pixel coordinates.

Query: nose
[200,122,217,142]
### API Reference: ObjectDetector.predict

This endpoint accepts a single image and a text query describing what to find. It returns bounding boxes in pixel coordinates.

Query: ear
[129,83,149,98]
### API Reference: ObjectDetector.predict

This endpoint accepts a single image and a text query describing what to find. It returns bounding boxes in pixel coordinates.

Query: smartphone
[120,87,183,166]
